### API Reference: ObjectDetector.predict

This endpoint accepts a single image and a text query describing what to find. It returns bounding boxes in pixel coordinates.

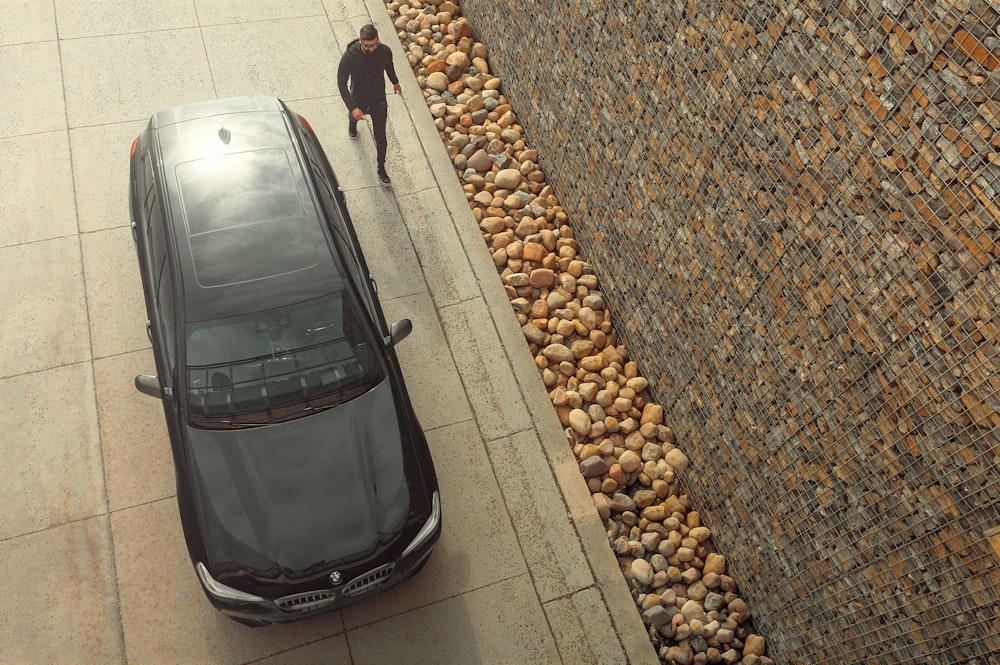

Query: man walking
[338,24,401,186]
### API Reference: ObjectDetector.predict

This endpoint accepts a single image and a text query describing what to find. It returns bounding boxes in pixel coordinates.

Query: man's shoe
[377,169,391,186]
[348,124,358,139]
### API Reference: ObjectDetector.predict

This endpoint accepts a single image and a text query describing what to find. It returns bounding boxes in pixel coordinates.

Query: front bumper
[203,494,442,626]
[217,546,436,625]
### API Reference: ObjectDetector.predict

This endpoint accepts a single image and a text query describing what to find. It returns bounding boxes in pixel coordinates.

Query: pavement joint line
[108,494,178,516]
[0,355,96,382]
[242,632,349,665]
[419,416,477,436]
[58,28,131,655]
[0,512,110,545]
[342,572,536,632]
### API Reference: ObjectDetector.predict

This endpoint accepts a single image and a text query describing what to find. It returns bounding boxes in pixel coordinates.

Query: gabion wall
[461,1,1000,663]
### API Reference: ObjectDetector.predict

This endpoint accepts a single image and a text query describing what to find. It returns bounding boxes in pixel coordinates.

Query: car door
[297,126,387,332]
[133,148,178,398]
[132,150,158,322]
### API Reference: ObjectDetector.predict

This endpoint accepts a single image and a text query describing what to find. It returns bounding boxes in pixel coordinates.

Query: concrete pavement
[0,1,656,663]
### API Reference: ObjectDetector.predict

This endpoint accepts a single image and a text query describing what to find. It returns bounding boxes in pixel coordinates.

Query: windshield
[184,292,384,426]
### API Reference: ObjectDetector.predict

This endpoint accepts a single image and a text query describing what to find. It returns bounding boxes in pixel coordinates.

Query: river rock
[445,50,470,69]
[619,450,642,473]
[743,634,766,657]
[529,268,555,287]
[704,553,726,575]
[631,558,654,586]
[680,599,705,623]
[542,343,574,363]
[568,408,591,435]
[644,604,671,628]
[580,455,608,477]
[495,168,522,189]
[426,71,449,91]
[467,148,493,171]
[664,447,689,472]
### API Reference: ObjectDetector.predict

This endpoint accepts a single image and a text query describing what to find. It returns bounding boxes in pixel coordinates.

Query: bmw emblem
[329,571,343,586]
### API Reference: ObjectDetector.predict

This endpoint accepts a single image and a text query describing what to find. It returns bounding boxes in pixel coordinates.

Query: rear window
[175,149,318,287]
[184,292,385,426]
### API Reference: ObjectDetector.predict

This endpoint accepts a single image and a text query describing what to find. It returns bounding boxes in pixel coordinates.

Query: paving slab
[0,516,122,665]
[70,121,147,233]
[484,428,595,603]
[379,290,475,431]
[252,635,353,665]
[344,187,427,301]
[395,187,487,308]
[60,30,216,126]
[0,1,55,45]
[544,586,631,665]
[437,296,536,440]
[196,0,328,26]
[93,349,175,511]
[80,226,150,359]
[0,236,90,376]
[0,132,77,245]
[347,575,562,665]
[0,363,104,540]
[52,0,199,38]
[203,18,342,101]
[0,40,65,135]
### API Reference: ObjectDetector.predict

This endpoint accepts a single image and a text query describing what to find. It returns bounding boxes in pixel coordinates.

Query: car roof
[148,96,344,323]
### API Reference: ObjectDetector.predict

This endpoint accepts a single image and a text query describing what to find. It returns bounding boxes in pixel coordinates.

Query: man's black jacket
[337,40,399,110]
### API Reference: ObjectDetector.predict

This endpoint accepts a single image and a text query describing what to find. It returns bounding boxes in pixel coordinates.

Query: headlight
[195,562,267,603]
[401,491,440,558]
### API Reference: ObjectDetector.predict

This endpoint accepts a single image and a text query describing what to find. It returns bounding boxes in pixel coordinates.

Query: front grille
[342,563,395,597]
[274,589,338,612]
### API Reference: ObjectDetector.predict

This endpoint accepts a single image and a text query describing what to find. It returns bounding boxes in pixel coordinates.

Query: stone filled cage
[460,0,1000,662]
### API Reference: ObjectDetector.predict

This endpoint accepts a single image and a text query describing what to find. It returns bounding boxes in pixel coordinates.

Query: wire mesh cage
[462,0,999,662]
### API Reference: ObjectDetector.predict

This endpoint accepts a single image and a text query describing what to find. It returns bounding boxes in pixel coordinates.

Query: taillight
[297,114,314,132]
[129,136,138,158]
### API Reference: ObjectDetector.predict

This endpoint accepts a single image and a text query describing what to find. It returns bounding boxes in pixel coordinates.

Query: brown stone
[640,403,663,426]
[529,268,554,288]
[743,634,766,657]
[449,17,474,40]
[703,553,726,575]
[467,149,493,172]
[426,59,447,74]
[522,242,547,262]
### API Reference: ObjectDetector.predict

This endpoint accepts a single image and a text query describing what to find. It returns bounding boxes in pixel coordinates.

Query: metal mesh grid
[462,0,1000,662]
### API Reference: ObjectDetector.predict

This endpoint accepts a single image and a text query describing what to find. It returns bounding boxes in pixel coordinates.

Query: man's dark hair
[360,24,378,41]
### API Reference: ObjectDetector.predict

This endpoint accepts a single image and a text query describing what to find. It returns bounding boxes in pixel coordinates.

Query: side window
[147,194,166,274]
[142,154,177,380]
[310,166,379,312]
[298,129,351,244]
[156,259,177,377]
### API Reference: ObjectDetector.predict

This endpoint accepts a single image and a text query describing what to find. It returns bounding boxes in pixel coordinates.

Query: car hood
[185,379,411,576]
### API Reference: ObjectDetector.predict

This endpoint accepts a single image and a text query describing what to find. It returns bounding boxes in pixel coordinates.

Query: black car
[128,96,440,626]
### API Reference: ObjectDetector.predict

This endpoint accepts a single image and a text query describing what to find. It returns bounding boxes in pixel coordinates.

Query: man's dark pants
[348,97,388,170]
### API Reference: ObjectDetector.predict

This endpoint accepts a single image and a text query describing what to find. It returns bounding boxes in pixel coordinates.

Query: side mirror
[134,374,163,398]
[386,319,412,346]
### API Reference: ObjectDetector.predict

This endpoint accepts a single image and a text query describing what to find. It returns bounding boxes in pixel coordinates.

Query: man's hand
[393,84,401,95]
[351,108,365,121]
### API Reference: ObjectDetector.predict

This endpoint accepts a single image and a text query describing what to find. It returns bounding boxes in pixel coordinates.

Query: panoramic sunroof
[175,149,319,287]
